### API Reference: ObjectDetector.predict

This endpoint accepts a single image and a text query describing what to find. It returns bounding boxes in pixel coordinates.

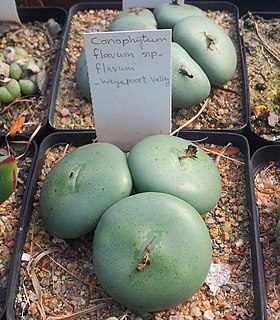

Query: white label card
[83,30,172,151]
[123,0,184,10]
[0,0,21,24]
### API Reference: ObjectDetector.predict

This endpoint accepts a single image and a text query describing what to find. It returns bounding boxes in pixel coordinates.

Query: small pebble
[203,310,215,320]
[60,107,70,117]
[169,316,185,320]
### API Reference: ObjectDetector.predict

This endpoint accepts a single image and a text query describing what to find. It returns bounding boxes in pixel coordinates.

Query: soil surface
[254,162,280,319]
[241,13,280,141]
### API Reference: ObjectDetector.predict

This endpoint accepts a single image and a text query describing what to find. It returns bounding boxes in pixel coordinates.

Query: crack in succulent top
[178,145,198,161]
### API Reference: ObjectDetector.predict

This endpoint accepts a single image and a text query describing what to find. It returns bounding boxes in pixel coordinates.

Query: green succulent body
[19,75,38,95]
[10,62,23,80]
[0,79,21,104]
[172,42,211,109]
[109,8,157,31]
[127,134,221,214]
[13,47,29,61]
[153,2,204,29]
[93,192,212,312]
[39,142,132,239]
[0,155,17,205]
[173,15,237,86]
[75,50,91,100]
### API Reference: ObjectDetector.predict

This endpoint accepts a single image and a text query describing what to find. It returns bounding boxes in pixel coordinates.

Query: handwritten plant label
[123,0,184,10]
[0,0,21,24]
[83,30,172,151]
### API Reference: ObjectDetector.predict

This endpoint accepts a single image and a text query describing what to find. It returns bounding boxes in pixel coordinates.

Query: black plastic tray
[37,0,280,16]
[251,145,280,320]
[0,7,67,142]
[48,1,249,134]
[4,130,266,320]
[198,0,280,15]
[0,134,38,320]
[241,12,280,154]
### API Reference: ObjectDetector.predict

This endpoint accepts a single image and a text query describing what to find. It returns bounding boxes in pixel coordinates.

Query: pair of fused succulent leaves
[0,46,45,106]
[0,155,17,205]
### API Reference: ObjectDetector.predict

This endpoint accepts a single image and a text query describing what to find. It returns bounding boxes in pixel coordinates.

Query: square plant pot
[49,1,248,134]
[0,7,67,142]
[0,134,37,320]
[251,145,280,320]
[241,12,280,152]
[4,130,266,319]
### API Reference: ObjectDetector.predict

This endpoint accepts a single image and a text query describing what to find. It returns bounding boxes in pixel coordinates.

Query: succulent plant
[0,155,17,205]
[3,46,29,64]
[0,79,21,104]
[0,46,45,106]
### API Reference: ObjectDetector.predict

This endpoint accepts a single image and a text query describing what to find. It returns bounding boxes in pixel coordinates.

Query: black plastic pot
[32,0,280,16]
[3,130,266,319]
[48,1,249,134]
[251,145,280,320]
[241,12,280,155]
[0,7,67,143]
[0,134,38,320]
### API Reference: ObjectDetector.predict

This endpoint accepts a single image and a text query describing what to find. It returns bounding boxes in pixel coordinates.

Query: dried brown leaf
[3,47,15,64]
[253,105,267,118]
[26,61,40,74]
[47,18,62,38]
[197,144,244,165]
[196,144,240,156]
[9,115,25,137]
[0,62,10,78]
[26,246,64,320]
[46,301,112,320]
[37,70,48,95]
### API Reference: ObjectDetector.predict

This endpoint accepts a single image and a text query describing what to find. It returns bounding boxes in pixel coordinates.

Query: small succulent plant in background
[0,155,17,205]
[0,46,45,106]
